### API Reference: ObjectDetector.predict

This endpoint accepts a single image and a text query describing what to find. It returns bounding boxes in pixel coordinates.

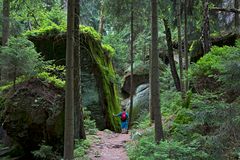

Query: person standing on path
[113,108,129,134]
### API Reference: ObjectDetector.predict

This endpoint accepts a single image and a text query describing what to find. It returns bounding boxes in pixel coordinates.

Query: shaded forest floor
[87,130,130,160]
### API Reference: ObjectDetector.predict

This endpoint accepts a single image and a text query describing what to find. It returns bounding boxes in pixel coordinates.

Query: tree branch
[210,7,240,14]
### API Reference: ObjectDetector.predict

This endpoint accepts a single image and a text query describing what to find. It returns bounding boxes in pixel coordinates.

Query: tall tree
[151,0,164,143]
[74,0,86,139]
[129,0,134,128]
[1,0,10,81]
[184,0,189,92]
[163,18,181,92]
[64,0,75,159]
[98,0,105,35]
[235,0,239,33]
[2,0,10,46]
[177,0,184,93]
[202,0,211,54]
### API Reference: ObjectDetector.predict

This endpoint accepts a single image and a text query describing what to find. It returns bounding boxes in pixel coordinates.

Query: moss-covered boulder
[2,78,64,155]
[24,25,121,131]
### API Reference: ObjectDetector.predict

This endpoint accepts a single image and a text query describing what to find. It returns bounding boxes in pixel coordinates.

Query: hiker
[113,108,129,134]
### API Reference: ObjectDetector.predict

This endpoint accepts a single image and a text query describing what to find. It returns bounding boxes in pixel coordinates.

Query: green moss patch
[24,25,121,131]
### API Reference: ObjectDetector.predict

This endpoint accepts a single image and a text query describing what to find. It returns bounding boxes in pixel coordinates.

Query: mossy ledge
[25,25,121,132]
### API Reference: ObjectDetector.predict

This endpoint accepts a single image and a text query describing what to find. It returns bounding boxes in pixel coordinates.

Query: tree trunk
[13,66,16,91]
[177,0,184,94]
[98,0,105,35]
[129,0,134,128]
[163,18,181,92]
[74,0,86,140]
[202,0,211,54]
[184,0,189,92]
[151,0,164,144]
[235,0,240,33]
[1,0,10,81]
[2,0,10,46]
[64,0,75,159]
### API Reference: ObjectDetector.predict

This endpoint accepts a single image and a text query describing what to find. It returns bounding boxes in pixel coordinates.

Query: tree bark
[184,0,189,92]
[64,0,75,159]
[163,18,181,92]
[1,0,10,81]
[98,0,105,35]
[129,0,134,129]
[177,0,184,93]
[151,0,164,144]
[74,0,86,140]
[210,7,240,13]
[235,0,240,33]
[2,0,10,46]
[202,0,211,54]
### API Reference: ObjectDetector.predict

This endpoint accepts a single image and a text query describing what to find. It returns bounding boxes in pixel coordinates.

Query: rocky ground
[87,131,130,160]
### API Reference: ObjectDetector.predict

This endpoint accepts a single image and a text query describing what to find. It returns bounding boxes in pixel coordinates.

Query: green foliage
[191,45,239,77]
[219,44,240,93]
[102,44,115,57]
[0,76,28,92]
[11,0,66,34]
[37,72,65,88]
[127,134,208,160]
[43,64,65,80]
[0,37,47,82]
[32,144,61,160]
[161,90,182,116]
[24,24,66,37]
[74,139,91,158]
[24,24,101,42]
[83,110,98,135]
[102,26,129,74]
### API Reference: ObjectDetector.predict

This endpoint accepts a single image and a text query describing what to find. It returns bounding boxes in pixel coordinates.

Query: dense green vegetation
[127,40,240,160]
[0,0,240,159]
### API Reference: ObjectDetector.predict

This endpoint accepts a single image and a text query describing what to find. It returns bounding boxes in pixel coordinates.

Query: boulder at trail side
[25,25,121,131]
[121,74,148,98]
[2,78,64,154]
[125,84,149,121]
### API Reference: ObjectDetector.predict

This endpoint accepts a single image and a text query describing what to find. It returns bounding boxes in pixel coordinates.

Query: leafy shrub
[191,45,240,77]
[83,109,98,135]
[37,71,65,88]
[219,49,240,98]
[171,92,240,159]
[43,65,65,80]
[32,145,61,160]
[74,139,91,158]
[190,40,240,93]
[0,37,48,83]
[127,135,208,160]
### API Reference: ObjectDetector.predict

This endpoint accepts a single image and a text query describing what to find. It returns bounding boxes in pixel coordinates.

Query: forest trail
[87,130,131,160]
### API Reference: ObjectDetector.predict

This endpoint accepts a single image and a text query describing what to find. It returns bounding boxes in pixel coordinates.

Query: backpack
[121,111,127,121]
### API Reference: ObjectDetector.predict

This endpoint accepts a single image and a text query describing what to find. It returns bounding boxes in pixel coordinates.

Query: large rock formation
[25,25,121,131]
[0,25,121,158]
[125,84,149,121]
[121,74,148,98]
[2,78,64,154]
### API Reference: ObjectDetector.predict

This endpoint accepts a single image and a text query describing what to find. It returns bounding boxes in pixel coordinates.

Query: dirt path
[87,130,130,160]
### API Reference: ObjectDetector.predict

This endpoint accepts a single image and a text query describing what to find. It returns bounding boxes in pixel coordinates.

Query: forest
[0,0,240,160]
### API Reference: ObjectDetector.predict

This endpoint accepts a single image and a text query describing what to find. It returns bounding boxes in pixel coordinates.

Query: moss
[24,24,66,37]
[37,72,65,88]
[102,44,115,58]
[24,24,101,42]
[87,38,121,131]
[24,25,121,131]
